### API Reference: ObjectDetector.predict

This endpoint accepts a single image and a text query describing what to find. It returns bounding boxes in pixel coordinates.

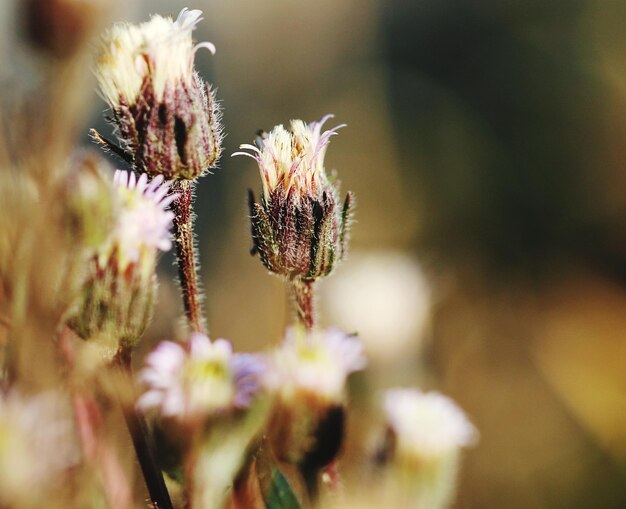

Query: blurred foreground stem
[171,181,206,334]
[114,349,173,509]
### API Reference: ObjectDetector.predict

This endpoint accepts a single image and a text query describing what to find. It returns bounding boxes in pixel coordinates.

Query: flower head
[95,8,222,180]
[97,8,211,106]
[266,327,365,465]
[234,115,352,280]
[138,333,266,423]
[234,115,344,204]
[100,170,176,273]
[67,170,176,352]
[270,327,366,405]
[383,389,478,461]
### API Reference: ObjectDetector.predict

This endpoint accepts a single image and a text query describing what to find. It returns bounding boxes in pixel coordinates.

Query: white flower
[0,391,78,503]
[383,389,478,461]
[270,327,366,404]
[97,170,176,273]
[233,115,345,204]
[96,8,215,107]
[137,333,265,422]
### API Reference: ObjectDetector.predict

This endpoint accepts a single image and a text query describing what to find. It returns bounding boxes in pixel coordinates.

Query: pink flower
[137,333,265,422]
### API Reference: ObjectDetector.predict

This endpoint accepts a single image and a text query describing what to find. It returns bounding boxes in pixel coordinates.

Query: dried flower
[0,391,78,506]
[234,115,352,281]
[68,170,176,353]
[378,389,478,509]
[95,8,222,180]
[137,332,265,423]
[267,327,365,465]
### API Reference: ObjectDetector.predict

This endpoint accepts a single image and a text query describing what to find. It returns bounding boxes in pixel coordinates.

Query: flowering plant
[0,6,476,509]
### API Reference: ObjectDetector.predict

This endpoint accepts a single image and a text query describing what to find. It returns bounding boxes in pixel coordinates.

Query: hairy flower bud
[94,8,222,180]
[68,170,176,355]
[233,115,352,281]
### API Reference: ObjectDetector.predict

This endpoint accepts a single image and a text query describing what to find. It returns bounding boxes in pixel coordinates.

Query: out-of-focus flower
[67,170,176,354]
[234,115,352,281]
[270,327,366,405]
[102,170,176,275]
[137,332,266,423]
[378,388,478,509]
[95,8,222,180]
[267,327,366,466]
[383,389,477,461]
[0,391,78,506]
[321,250,431,363]
[64,151,115,251]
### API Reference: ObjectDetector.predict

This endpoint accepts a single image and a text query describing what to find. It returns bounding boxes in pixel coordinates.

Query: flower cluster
[235,115,352,281]
[96,8,222,180]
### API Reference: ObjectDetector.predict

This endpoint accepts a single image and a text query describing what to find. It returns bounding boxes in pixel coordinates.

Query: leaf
[264,467,303,509]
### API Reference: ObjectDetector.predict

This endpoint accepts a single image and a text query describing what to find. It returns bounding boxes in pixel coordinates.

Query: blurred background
[3,0,626,507]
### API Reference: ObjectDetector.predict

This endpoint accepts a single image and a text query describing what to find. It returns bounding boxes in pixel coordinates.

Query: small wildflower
[383,389,477,462]
[103,170,177,275]
[68,170,176,353]
[234,115,353,281]
[95,8,222,180]
[137,332,265,423]
[270,327,365,405]
[267,327,366,465]
[378,389,478,509]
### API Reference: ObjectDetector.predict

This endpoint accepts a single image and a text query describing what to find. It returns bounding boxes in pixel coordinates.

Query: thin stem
[171,180,206,334]
[114,349,173,509]
[290,278,316,330]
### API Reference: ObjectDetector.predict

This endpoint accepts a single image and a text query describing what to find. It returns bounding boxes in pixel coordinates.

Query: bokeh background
[3,0,626,507]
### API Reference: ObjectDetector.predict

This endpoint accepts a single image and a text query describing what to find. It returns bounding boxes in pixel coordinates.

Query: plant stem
[171,180,206,334]
[114,349,173,509]
[290,278,316,330]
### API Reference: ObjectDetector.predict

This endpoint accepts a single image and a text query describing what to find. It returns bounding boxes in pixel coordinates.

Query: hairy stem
[171,180,206,334]
[114,349,173,509]
[290,278,316,330]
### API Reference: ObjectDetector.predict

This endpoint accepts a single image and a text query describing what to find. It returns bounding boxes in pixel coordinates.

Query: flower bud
[234,115,352,281]
[378,389,478,509]
[266,327,366,466]
[95,8,222,180]
[67,170,176,356]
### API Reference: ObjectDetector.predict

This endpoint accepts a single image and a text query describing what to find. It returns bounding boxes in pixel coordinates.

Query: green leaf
[264,467,302,509]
